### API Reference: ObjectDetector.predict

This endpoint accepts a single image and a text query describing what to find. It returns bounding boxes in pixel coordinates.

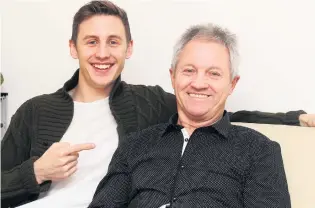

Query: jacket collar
[61,68,123,100]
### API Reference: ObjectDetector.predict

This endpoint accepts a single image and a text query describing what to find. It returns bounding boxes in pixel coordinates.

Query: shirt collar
[161,110,232,139]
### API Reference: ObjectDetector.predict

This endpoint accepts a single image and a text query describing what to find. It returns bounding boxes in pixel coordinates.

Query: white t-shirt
[19,97,119,208]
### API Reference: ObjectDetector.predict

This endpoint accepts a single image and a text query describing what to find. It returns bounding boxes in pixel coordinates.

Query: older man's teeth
[93,64,111,70]
[189,93,209,98]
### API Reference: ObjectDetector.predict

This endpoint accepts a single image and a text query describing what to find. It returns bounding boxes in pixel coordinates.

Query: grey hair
[171,23,239,79]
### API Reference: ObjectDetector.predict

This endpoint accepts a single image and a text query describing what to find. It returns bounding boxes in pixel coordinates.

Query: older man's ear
[229,76,240,95]
[169,68,175,90]
[299,114,315,127]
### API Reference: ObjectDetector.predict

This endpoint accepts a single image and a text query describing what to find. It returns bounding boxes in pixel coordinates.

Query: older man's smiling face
[170,39,239,121]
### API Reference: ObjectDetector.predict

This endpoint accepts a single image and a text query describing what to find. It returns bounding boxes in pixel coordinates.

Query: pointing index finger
[66,143,95,155]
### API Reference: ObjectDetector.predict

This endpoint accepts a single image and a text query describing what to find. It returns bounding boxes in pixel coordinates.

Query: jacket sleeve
[243,140,291,208]
[1,101,41,207]
[132,84,177,126]
[88,137,131,208]
[228,110,306,126]
[153,85,177,121]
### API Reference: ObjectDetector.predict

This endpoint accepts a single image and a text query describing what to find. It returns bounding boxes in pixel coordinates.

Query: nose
[190,74,209,89]
[95,44,110,59]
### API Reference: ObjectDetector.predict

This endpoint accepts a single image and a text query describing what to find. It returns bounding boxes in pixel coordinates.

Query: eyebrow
[108,35,123,40]
[207,66,222,71]
[83,35,98,40]
[83,35,99,41]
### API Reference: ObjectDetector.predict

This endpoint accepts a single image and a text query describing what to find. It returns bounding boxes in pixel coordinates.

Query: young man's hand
[299,114,315,127]
[33,142,95,184]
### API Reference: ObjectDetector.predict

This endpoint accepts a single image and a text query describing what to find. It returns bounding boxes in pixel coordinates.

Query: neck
[72,78,112,103]
[178,110,224,136]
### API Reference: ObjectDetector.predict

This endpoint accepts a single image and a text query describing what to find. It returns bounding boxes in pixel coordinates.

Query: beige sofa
[233,123,315,208]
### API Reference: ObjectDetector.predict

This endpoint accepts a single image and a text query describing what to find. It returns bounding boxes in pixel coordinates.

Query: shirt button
[181,165,185,169]
[184,138,189,142]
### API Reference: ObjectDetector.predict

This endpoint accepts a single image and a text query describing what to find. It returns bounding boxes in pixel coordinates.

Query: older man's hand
[299,114,315,127]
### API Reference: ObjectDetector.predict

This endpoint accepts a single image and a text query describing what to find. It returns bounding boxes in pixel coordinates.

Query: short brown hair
[71,0,132,44]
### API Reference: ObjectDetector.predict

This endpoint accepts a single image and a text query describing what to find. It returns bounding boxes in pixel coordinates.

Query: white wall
[1,0,315,126]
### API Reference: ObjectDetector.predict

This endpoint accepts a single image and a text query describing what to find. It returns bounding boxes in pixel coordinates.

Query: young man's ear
[229,76,240,95]
[126,40,134,59]
[69,40,78,59]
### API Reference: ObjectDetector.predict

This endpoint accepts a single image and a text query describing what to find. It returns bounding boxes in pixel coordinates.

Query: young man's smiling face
[70,15,133,91]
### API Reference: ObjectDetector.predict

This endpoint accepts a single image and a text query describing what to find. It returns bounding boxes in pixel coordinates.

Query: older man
[88,23,291,208]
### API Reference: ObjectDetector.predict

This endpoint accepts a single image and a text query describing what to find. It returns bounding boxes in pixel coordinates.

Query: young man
[88,23,291,208]
[1,1,311,207]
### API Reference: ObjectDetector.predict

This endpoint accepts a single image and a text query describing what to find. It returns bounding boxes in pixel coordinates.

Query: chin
[95,81,114,89]
[186,109,209,118]
[87,74,108,86]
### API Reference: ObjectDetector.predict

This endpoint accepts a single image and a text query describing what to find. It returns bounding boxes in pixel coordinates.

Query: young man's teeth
[93,64,110,69]
[189,93,208,98]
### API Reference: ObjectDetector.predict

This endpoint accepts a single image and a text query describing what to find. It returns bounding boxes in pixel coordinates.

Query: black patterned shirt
[88,111,291,208]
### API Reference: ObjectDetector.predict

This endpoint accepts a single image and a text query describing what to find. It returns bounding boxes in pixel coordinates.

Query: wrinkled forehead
[176,40,231,70]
